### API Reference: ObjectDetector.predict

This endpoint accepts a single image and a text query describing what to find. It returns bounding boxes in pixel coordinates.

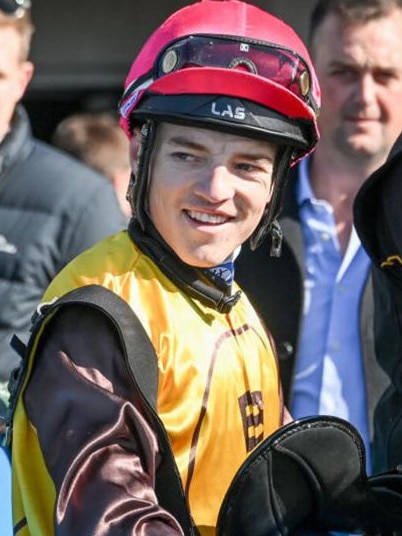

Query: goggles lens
[0,0,30,18]
[156,35,318,113]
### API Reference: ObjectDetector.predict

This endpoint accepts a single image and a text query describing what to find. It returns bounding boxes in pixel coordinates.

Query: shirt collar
[204,246,241,288]
[296,156,314,205]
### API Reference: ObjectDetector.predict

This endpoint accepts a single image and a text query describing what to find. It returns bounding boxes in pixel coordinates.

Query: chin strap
[128,218,242,314]
[268,219,283,257]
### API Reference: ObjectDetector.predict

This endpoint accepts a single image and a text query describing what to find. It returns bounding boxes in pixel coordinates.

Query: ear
[129,128,141,174]
[16,61,34,100]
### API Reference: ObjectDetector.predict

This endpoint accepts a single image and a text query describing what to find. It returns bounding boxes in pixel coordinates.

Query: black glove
[216,415,402,536]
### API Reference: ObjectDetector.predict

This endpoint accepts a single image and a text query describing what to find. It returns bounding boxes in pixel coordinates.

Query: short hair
[309,0,402,45]
[0,10,35,61]
[52,112,130,179]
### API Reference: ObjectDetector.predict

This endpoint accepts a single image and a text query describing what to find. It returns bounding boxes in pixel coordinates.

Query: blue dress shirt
[291,157,372,470]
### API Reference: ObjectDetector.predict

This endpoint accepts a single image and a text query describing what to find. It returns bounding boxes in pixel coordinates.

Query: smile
[187,210,229,224]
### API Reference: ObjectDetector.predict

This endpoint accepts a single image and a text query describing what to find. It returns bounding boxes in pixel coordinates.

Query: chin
[339,138,375,159]
[171,236,239,267]
[179,250,229,268]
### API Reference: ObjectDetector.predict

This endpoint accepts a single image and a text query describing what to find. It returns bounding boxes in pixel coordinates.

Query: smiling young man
[148,124,278,268]
[9,1,322,535]
[0,0,126,426]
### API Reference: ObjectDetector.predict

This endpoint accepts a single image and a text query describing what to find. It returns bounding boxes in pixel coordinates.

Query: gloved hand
[216,415,402,536]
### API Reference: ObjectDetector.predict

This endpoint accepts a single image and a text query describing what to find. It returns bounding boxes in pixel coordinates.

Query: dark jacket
[235,165,389,454]
[0,106,126,383]
[354,133,402,472]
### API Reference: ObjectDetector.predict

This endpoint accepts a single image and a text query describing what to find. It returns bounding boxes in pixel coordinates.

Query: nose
[354,72,377,106]
[195,165,234,202]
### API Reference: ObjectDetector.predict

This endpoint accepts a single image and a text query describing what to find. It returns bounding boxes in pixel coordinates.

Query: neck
[310,145,385,201]
[307,146,387,255]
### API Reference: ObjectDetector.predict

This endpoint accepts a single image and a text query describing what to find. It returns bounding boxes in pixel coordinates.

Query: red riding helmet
[119,0,321,250]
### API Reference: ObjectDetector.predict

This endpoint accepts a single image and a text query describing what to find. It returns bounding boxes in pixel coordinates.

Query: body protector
[118,0,321,252]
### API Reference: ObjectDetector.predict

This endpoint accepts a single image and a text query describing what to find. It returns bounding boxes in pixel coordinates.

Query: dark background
[23,0,317,142]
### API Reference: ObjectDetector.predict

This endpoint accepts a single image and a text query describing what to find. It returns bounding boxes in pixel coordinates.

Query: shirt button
[282,342,293,356]
[321,232,331,242]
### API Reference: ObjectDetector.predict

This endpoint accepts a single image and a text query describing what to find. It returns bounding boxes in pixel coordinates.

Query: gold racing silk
[36,230,282,534]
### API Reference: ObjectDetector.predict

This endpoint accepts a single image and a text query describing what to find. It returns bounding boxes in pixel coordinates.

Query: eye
[234,159,274,177]
[329,67,358,81]
[230,162,273,189]
[171,151,198,162]
[235,162,258,172]
[374,69,398,85]
[167,150,207,169]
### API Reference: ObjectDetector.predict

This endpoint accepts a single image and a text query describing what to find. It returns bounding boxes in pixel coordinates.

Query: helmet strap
[249,146,294,254]
[130,120,157,229]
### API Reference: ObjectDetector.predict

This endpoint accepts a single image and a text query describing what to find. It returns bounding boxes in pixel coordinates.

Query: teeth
[187,210,227,224]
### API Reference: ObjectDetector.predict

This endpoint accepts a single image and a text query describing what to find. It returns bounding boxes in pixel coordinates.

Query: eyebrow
[329,58,398,73]
[328,59,356,69]
[167,136,205,151]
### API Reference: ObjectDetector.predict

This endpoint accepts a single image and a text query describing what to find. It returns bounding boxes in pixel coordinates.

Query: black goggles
[156,35,319,113]
[0,0,30,18]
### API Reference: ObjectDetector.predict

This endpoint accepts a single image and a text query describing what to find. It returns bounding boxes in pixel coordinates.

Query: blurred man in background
[52,112,132,220]
[0,0,126,425]
[236,0,402,472]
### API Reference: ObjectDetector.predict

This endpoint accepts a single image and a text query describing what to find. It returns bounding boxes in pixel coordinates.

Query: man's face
[0,26,33,138]
[135,122,277,267]
[311,9,402,165]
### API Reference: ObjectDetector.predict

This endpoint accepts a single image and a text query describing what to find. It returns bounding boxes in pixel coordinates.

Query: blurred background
[24,0,317,141]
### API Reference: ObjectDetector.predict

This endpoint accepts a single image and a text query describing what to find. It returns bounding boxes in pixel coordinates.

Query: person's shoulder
[30,139,112,189]
[7,137,126,225]
[19,138,124,214]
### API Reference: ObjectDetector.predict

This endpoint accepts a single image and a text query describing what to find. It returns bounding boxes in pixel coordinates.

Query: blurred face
[311,9,402,165]
[111,166,132,220]
[0,26,33,139]
[133,123,277,267]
